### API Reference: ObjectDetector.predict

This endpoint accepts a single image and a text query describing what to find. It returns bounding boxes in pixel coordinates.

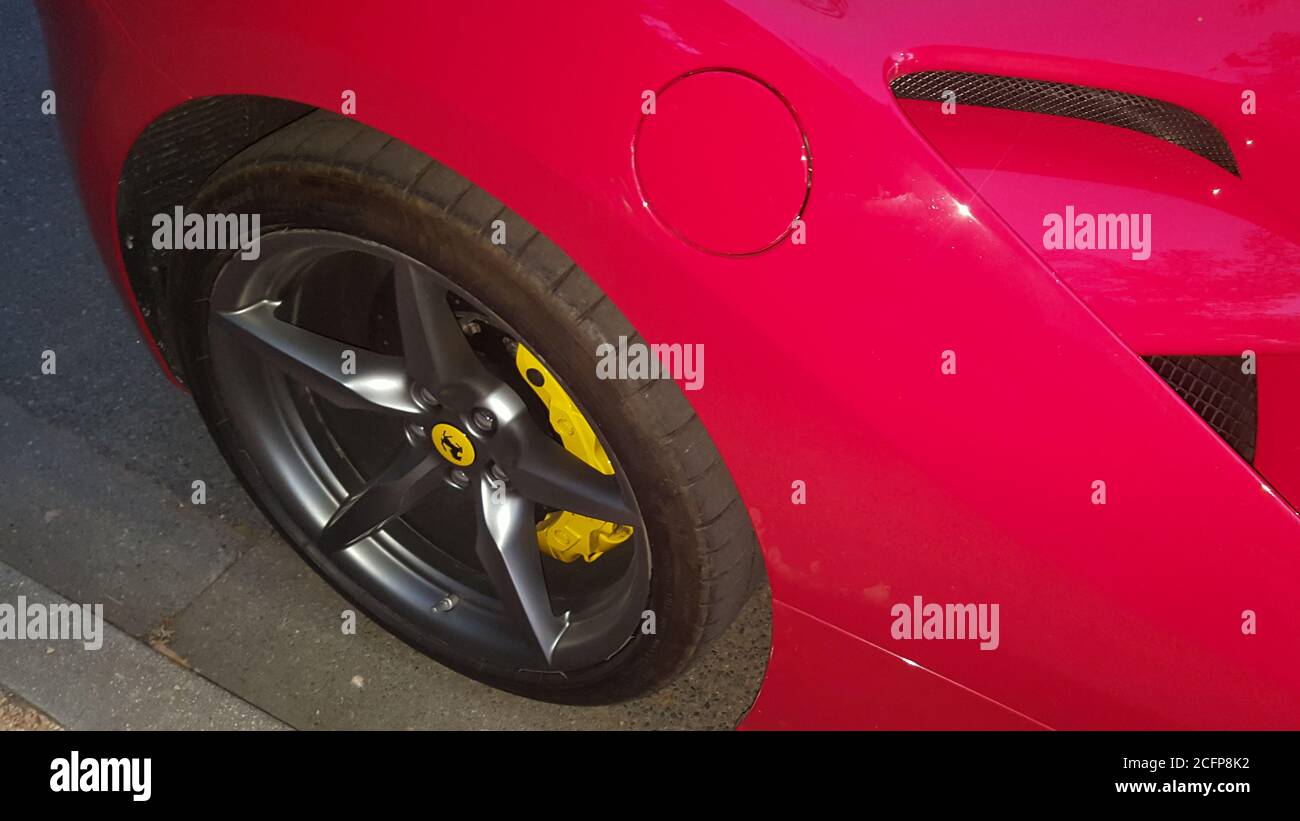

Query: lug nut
[449,468,470,487]
[432,594,459,613]
[471,408,496,433]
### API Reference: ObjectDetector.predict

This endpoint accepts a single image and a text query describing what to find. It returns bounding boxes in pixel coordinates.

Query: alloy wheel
[206,230,650,671]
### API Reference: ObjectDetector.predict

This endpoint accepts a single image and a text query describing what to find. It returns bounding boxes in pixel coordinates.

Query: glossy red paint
[897,99,1300,356]
[1257,355,1300,508]
[633,69,811,255]
[37,0,1300,728]
[743,601,1046,730]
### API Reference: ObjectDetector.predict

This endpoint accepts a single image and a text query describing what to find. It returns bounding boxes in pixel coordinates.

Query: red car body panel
[38,0,1300,729]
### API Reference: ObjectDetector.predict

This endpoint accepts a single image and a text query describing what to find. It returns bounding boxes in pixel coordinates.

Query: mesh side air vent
[890,71,1238,175]
[1143,355,1257,462]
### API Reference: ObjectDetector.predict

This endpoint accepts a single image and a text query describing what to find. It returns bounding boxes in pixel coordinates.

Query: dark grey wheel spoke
[508,432,636,525]
[475,476,570,664]
[319,444,444,552]
[215,299,422,417]
[393,259,491,404]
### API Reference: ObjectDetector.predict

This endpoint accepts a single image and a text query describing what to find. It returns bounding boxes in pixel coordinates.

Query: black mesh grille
[890,71,1238,175]
[1143,355,1257,462]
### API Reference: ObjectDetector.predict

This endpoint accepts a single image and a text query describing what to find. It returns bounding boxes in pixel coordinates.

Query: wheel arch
[116,95,315,382]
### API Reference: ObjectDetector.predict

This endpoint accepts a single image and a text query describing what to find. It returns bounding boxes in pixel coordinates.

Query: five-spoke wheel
[206,230,650,671]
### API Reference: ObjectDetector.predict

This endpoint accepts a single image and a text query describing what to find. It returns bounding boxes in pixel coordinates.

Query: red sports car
[37,0,1300,728]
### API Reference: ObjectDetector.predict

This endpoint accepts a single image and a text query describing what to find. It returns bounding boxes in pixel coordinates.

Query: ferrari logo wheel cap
[432,423,475,467]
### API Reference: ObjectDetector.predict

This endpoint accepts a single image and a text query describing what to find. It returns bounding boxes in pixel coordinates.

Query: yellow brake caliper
[515,344,633,563]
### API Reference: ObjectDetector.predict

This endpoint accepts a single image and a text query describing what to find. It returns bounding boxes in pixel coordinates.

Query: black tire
[168,110,764,704]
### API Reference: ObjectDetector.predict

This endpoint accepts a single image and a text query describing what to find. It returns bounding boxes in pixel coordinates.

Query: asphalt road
[0,2,768,730]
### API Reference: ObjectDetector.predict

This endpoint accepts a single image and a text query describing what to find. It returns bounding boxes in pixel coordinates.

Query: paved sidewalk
[0,561,286,730]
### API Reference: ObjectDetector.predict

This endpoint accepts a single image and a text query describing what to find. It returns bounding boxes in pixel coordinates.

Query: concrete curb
[0,561,289,730]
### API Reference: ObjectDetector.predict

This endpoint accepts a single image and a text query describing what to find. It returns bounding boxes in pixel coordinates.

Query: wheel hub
[431,423,476,467]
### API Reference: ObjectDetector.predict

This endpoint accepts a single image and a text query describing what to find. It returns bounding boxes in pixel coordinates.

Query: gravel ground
[0,690,61,731]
